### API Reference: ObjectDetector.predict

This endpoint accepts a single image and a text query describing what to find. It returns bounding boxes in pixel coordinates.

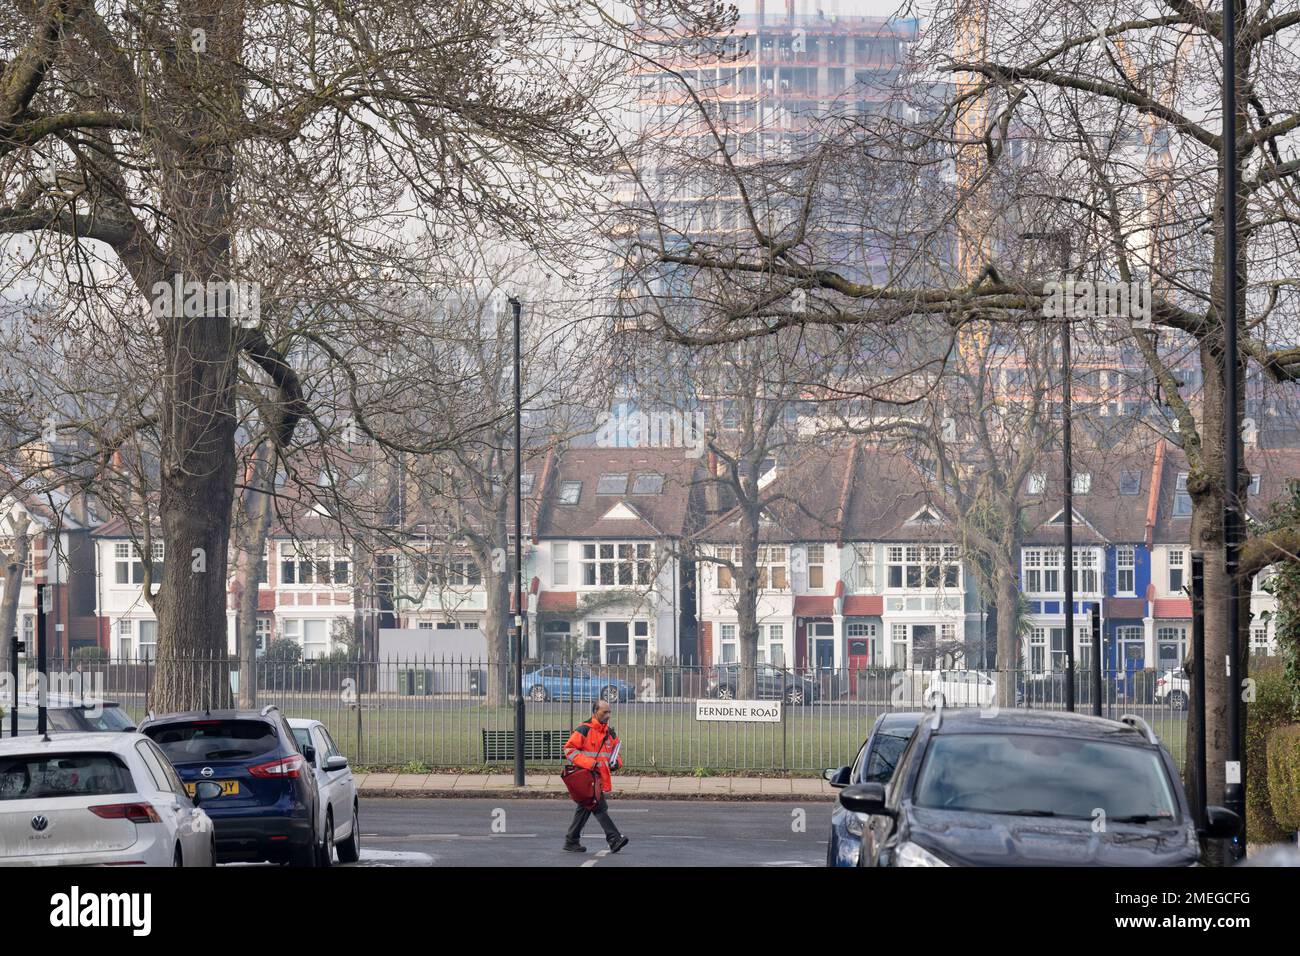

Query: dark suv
[138,706,321,866]
[841,709,1239,867]
[706,663,820,704]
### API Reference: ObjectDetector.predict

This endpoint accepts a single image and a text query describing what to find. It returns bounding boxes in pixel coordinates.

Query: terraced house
[697,444,981,673]
[393,446,703,665]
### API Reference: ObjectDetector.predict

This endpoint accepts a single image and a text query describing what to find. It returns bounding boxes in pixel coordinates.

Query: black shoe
[609,835,629,853]
[563,843,587,852]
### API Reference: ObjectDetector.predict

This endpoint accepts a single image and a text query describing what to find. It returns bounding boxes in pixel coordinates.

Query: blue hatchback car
[825,712,923,867]
[522,665,636,703]
[139,706,321,866]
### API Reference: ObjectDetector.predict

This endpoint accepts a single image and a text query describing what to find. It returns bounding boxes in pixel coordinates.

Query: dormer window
[1072,472,1091,494]
[596,474,628,495]
[1174,473,1193,516]
[1028,473,1046,495]
[631,473,664,495]
[1119,470,1142,495]
[558,480,582,505]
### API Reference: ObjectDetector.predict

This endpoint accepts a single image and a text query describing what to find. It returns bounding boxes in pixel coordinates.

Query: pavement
[348,798,827,866]
[355,772,838,801]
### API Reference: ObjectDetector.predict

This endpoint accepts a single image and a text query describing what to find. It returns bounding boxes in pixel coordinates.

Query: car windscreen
[913,733,1179,822]
[76,705,136,731]
[144,719,280,764]
[862,731,914,783]
[0,753,135,800]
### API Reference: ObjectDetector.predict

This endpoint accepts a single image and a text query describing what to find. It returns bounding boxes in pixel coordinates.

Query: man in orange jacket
[562,699,629,853]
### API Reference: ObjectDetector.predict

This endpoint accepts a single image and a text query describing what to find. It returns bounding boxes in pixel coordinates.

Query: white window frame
[890,623,908,668]
[852,545,875,590]
[552,542,570,587]
[719,623,737,664]
[1023,548,1061,595]
[1168,548,1186,594]
[582,542,653,587]
[1116,545,1136,595]
[280,542,351,587]
[806,544,826,589]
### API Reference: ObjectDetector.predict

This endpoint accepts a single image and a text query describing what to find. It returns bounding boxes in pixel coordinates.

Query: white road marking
[581,848,611,868]
[356,848,434,865]
[647,834,706,839]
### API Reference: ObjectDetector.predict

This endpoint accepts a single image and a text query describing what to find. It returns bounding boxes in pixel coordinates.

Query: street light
[509,295,526,788]
[1221,0,1246,860]
[1024,230,1076,712]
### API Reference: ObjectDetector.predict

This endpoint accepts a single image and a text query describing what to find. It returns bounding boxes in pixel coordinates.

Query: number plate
[185,780,239,797]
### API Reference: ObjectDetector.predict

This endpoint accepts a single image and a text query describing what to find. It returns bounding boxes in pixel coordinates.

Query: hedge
[1265,723,1300,832]
[1246,660,1297,843]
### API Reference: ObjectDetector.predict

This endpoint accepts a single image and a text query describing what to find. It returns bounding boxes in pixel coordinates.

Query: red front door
[848,638,871,696]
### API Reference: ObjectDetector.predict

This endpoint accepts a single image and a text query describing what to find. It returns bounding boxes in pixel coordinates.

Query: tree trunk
[233,443,274,708]
[144,8,245,714]
[995,567,1021,706]
[737,523,760,699]
[483,567,511,707]
[2,536,29,711]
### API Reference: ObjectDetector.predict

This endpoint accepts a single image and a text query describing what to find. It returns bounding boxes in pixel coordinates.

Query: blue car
[523,665,636,703]
[139,706,322,866]
[825,712,923,867]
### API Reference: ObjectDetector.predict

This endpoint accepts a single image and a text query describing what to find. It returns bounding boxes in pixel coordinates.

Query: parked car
[1154,669,1190,710]
[824,712,923,867]
[0,731,218,866]
[522,665,635,703]
[921,670,997,708]
[138,706,322,866]
[707,663,820,704]
[289,718,360,866]
[841,708,1239,866]
[1,695,136,736]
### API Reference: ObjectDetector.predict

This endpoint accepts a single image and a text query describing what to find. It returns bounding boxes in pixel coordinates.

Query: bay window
[281,542,350,586]
[582,542,653,586]
[887,545,959,589]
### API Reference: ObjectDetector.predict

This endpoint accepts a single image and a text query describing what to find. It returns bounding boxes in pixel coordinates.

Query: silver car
[289,718,359,866]
[0,731,217,866]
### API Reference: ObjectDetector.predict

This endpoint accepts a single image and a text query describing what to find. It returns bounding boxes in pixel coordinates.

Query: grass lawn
[107,693,1190,774]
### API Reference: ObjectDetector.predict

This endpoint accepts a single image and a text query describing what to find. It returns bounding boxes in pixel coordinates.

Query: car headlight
[846,812,870,837]
[895,841,949,867]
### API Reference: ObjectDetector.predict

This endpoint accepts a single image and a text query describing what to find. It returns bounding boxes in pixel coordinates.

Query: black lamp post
[509,295,526,788]
[1221,0,1246,859]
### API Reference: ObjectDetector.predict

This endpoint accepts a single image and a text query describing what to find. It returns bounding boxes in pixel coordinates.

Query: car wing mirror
[324,755,349,772]
[302,745,317,764]
[838,782,891,816]
[1200,806,1241,841]
[825,765,852,788]
[193,781,223,805]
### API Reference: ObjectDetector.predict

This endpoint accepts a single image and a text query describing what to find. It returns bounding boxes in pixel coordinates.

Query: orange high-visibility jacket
[564,719,622,793]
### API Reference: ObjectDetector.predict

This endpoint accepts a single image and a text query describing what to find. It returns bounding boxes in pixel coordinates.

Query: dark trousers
[566,794,621,847]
